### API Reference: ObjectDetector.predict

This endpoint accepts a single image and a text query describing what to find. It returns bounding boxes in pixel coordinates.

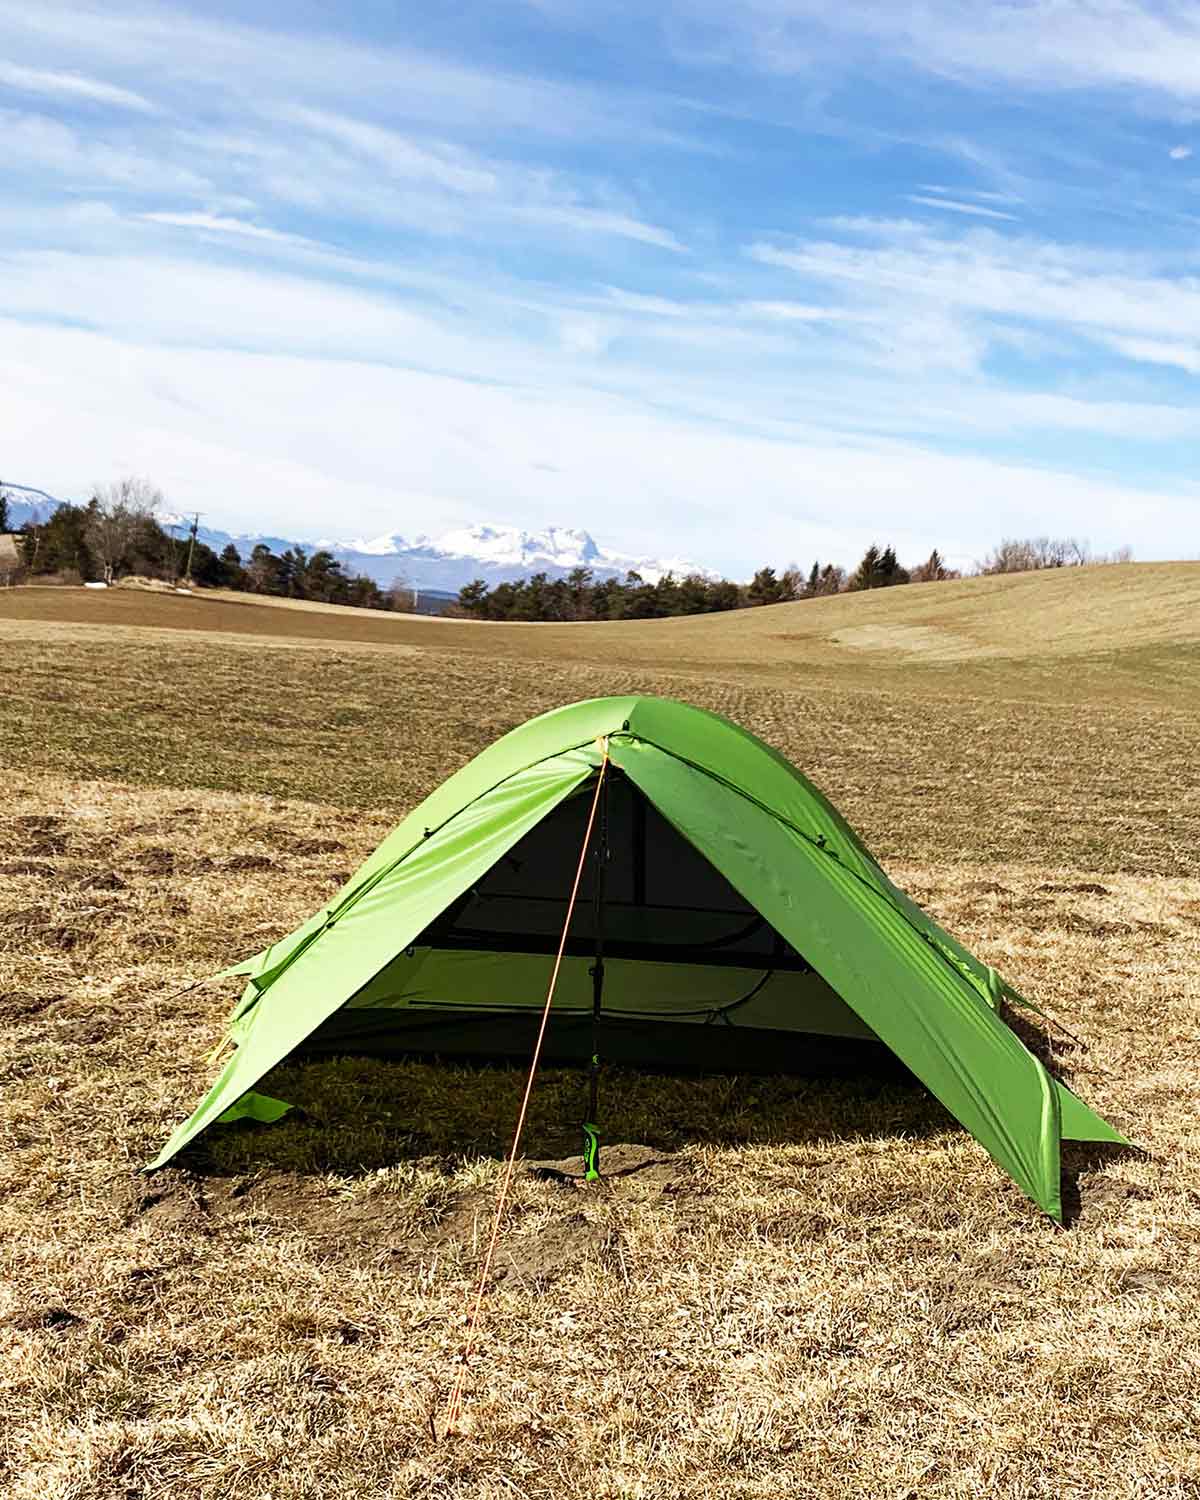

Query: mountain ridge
[0,484,710,593]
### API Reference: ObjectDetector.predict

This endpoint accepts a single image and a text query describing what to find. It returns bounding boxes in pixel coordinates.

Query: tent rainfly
[151,695,1125,1220]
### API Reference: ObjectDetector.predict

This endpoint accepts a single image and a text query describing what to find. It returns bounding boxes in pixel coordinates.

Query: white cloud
[604,288,694,316]
[139,212,319,247]
[749,226,1200,347]
[558,318,612,355]
[906,195,1019,222]
[3,316,1193,570]
[0,60,154,111]
[1,108,211,194]
[272,106,684,250]
[0,0,692,147]
[661,1,1200,106]
[1169,144,1193,160]
[1,0,1197,573]
[741,300,858,322]
[278,107,501,196]
[520,205,684,251]
[1104,334,1200,375]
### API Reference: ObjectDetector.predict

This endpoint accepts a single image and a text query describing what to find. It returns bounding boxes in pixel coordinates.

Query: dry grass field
[1,569,1198,1498]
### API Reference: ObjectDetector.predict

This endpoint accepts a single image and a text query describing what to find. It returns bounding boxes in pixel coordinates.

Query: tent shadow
[191,1051,952,1179]
[1000,1003,1088,1081]
[1060,1140,1144,1229]
[1001,1005,1142,1226]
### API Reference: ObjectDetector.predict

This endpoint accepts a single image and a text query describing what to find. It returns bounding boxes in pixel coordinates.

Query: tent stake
[584,767,609,1182]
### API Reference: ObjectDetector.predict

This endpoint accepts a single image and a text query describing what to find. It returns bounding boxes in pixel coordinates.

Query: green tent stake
[582,1116,601,1182]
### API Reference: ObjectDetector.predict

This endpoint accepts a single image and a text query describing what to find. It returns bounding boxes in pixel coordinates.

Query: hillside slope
[3,562,1198,704]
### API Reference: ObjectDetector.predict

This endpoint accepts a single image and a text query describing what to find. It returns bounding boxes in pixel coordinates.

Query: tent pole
[584,765,609,1181]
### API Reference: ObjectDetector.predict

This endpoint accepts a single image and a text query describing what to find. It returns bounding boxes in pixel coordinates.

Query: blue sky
[1,0,1198,574]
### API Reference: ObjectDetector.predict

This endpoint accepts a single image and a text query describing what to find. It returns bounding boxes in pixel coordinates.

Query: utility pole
[183,513,201,584]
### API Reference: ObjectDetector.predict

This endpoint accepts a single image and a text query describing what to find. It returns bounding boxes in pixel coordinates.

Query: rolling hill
[3,562,1198,706]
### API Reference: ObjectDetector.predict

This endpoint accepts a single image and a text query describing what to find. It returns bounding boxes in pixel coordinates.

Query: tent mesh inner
[416,770,811,970]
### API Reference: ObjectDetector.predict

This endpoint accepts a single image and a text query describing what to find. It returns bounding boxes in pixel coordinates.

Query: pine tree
[850,544,882,591]
[747,566,785,606]
[912,548,951,583]
[457,579,490,615]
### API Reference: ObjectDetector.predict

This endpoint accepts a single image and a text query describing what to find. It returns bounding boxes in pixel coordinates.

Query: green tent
[151,695,1124,1220]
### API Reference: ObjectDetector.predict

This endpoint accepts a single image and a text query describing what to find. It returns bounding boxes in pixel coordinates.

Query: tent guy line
[445,740,609,1436]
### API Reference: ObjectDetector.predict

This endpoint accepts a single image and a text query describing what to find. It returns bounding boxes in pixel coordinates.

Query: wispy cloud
[272,105,685,250]
[749,225,1200,349]
[652,0,1200,106]
[603,287,693,317]
[906,195,1019,222]
[3,0,1199,569]
[741,301,858,323]
[1169,144,1193,161]
[0,60,155,112]
[139,212,319,248]
[1,108,210,194]
[278,107,502,196]
[0,0,697,146]
[1104,334,1200,375]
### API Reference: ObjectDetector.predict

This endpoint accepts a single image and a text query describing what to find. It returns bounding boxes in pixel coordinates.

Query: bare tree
[977,536,1097,575]
[0,533,21,587]
[388,573,418,613]
[85,476,163,584]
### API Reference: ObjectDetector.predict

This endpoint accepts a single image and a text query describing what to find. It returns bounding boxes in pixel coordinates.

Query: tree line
[454,547,952,621]
[455,537,1135,622]
[1,476,1133,618]
[3,478,410,611]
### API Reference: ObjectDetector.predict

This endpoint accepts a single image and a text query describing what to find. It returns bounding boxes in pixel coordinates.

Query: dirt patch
[13,814,62,834]
[7,1305,85,1334]
[0,859,56,877]
[1037,881,1113,896]
[133,847,177,874]
[495,1212,611,1285]
[290,837,347,856]
[130,1146,688,1279]
[0,990,59,1020]
[527,1142,682,1186]
[76,869,129,892]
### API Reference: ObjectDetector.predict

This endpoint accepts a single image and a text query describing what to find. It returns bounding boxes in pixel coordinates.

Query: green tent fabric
[150,695,1125,1220]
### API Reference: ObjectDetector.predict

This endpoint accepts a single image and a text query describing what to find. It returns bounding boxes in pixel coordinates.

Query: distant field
[1,567,1198,1497]
[4,560,1200,704]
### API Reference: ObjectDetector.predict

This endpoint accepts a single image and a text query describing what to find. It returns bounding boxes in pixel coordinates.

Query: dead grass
[0,621,1197,875]
[1,582,1199,1497]
[4,560,1200,705]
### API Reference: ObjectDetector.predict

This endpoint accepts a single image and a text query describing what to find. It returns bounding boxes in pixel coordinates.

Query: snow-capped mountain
[313,524,711,591]
[2,483,712,592]
[1,482,63,530]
